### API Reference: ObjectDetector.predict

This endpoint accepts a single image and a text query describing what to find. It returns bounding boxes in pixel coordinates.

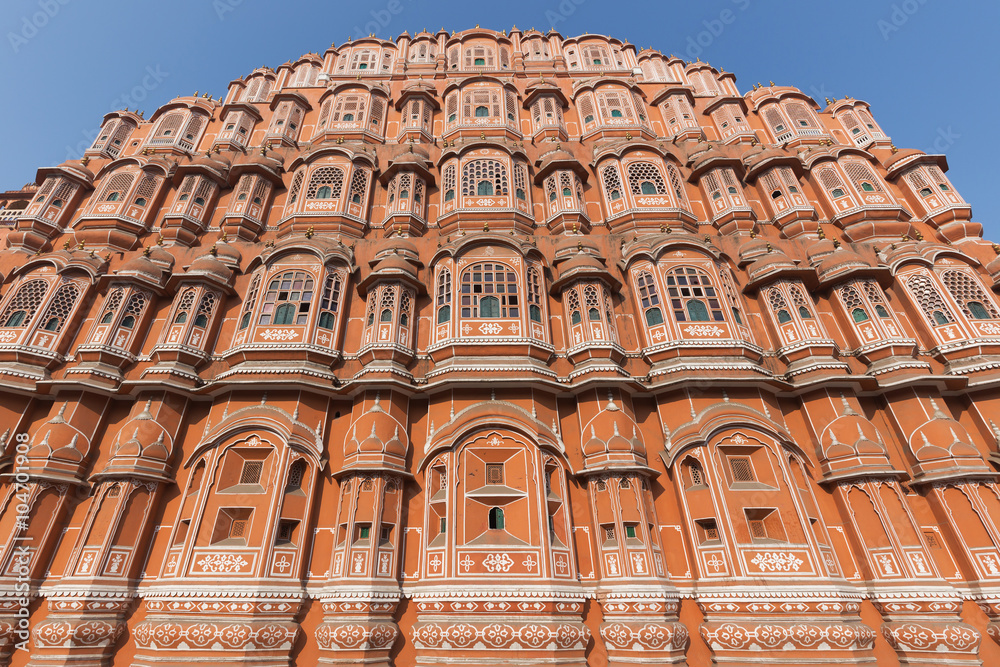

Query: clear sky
[1,0,997,238]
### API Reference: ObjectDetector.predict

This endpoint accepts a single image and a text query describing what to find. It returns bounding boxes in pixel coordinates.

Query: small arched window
[488,507,505,530]
[477,180,494,196]
[317,272,343,330]
[636,271,663,326]
[286,460,306,492]
[436,268,452,325]
[906,274,956,326]
[0,279,47,329]
[942,270,999,321]
[970,302,991,320]
[852,308,869,322]
[475,105,489,117]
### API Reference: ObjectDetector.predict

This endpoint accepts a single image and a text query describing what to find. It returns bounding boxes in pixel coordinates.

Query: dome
[213,239,243,268]
[118,253,169,287]
[806,238,837,265]
[815,244,871,282]
[146,245,176,269]
[746,245,799,282]
[187,254,234,283]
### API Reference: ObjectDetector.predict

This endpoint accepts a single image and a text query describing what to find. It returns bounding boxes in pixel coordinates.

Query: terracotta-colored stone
[0,27,998,667]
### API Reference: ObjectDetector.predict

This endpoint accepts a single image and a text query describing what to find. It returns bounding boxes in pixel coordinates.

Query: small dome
[118,254,167,284]
[746,246,798,282]
[815,245,870,280]
[188,254,234,283]
[806,238,837,265]
[213,239,243,268]
[191,153,231,170]
[738,235,772,263]
[370,252,418,280]
[146,245,176,269]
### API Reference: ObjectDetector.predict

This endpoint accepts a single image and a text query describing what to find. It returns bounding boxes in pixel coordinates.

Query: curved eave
[288,144,379,172]
[884,152,949,180]
[220,102,264,122]
[534,153,590,185]
[379,156,436,186]
[550,264,622,294]
[436,141,528,166]
[394,87,441,111]
[702,95,748,115]
[269,91,313,112]
[35,164,95,190]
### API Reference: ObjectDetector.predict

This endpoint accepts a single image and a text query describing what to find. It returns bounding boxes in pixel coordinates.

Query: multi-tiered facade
[1,26,1000,667]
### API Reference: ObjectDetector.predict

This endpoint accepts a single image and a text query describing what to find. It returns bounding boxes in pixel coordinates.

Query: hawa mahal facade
[1,26,1000,667]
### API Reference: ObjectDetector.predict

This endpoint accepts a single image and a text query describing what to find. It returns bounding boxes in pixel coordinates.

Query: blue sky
[1,0,997,238]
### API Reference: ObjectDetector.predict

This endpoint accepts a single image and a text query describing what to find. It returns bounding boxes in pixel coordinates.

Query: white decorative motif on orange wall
[482,553,514,572]
[750,552,804,572]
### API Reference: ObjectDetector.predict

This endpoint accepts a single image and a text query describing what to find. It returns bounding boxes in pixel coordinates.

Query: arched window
[259,271,314,326]
[474,105,489,117]
[317,272,343,330]
[906,274,955,326]
[436,268,452,324]
[942,270,999,320]
[239,275,261,331]
[0,279,48,328]
[461,160,508,199]
[665,267,723,322]
[173,289,196,325]
[488,507,505,530]
[627,162,666,196]
[460,262,519,318]
[527,267,543,323]
[286,460,306,491]
[684,459,705,487]
[602,165,624,202]
[636,271,663,326]
[851,281,891,322]
[305,166,344,201]
[568,289,582,325]
[442,164,456,204]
